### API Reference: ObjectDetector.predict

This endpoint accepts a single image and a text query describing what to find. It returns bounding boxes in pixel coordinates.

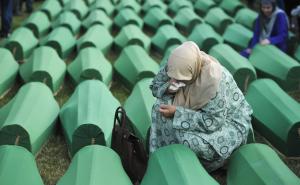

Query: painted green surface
[114,8,143,29]
[204,7,234,34]
[249,45,300,90]
[142,0,167,12]
[245,79,300,156]
[77,24,113,55]
[23,11,51,38]
[52,11,81,35]
[57,145,132,185]
[228,143,300,185]
[219,0,244,16]
[188,23,222,53]
[0,48,18,96]
[168,0,193,14]
[116,0,141,14]
[209,44,256,92]
[19,46,66,93]
[124,78,155,144]
[43,27,76,59]
[141,144,220,185]
[91,0,114,16]
[160,44,180,67]
[83,0,95,6]
[174,7,202,34]
[194,0,216,17]
[59,80,120,156]
[294,44,300,62]
[114,45,159,89]
[64,0,88,20]
[152,24,186,54]
[68,47,112,86]
[0,82,59,154]
[223,23,253,51]
[0,145,44,185]
[114,24,151,52]
[235,8,258,30]
[5,27,38,61]
[144,7,173,31]
[39,0,62,20]
[82,9,112,31]
[58,0,70,7]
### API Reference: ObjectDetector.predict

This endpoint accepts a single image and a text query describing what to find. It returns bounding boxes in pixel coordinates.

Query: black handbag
[111,107,148,184]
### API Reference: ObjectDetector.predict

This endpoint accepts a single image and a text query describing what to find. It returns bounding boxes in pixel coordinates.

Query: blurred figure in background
[241,0,289,58]
[1,0,13,38]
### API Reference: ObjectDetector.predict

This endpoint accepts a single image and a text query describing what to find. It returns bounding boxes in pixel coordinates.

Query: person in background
[149,41,253,172]
[241,0,289,58]
[1,0,13,38]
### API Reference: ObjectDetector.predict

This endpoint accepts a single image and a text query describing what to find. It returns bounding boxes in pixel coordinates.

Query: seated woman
[149,41,253,172]
[241,0,289,58]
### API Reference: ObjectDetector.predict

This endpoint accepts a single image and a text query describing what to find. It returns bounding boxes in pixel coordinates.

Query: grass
[0,1,300,185]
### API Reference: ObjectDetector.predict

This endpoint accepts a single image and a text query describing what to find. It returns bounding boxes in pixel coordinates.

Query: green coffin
[114,24,151,52]
[219,0,244,16]
[223,23,253,51]
[194,0,216,17]
[188,23,222,53]
[228,143,300,185]
[43,27,76,59]
[83,0,95,6]
[59,80,120,156]
[0,145,44,185]
[0,82,59,154]
[235,8,258,30]
[209,44,256,92]
[64,0,88,20]
[82,9,112,31]
[91,0,114,16]
[68,47,112,86]
[19,46,66,93]
[124,78,155,144]
[116,0,141,14]
[52,11,81,35]
[141,144,219,185]
[152,25,186,54]
[142,0,167,12]
[58,0,70,7]
[204,7,234,34]
[57,145,132,185]
[249,45,300,90]
[144,7,173,31]
[0,48,18,97]
[40,0,62,20]
[23,11,51,38]
[160,44,180,67]
[168,0,193,15]
[174,7,203,34]
[114,45,159,89]
[5,27,38,61]
[77,24,113,55]
[245,79,300,156]
[114,8,143,29]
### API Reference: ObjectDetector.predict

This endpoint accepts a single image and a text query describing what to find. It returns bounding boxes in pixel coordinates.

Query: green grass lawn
[0,1,300,185]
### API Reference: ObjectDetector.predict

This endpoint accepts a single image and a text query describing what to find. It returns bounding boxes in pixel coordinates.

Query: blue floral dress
[149,66,253,171]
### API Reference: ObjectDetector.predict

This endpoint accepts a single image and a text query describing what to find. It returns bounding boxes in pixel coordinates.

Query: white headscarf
[167,41,223,110]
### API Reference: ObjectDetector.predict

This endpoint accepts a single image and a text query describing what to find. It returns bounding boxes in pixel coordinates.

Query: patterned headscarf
[167,41,222,110]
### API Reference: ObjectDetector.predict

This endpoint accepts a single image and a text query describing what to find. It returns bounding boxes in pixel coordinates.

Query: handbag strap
[114,106,127,129]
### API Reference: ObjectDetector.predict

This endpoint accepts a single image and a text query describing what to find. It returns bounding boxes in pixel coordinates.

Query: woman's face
[261,4,273,17]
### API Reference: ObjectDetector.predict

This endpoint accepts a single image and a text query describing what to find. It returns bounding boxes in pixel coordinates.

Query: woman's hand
[159,104,176,118]
[245,48,252,54]
[260,39,270,45]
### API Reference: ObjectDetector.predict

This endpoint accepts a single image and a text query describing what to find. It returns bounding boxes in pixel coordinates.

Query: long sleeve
[172,104,225,133]
[249,17,260,49]
[149,66,172,99]
[268,12,288,45]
